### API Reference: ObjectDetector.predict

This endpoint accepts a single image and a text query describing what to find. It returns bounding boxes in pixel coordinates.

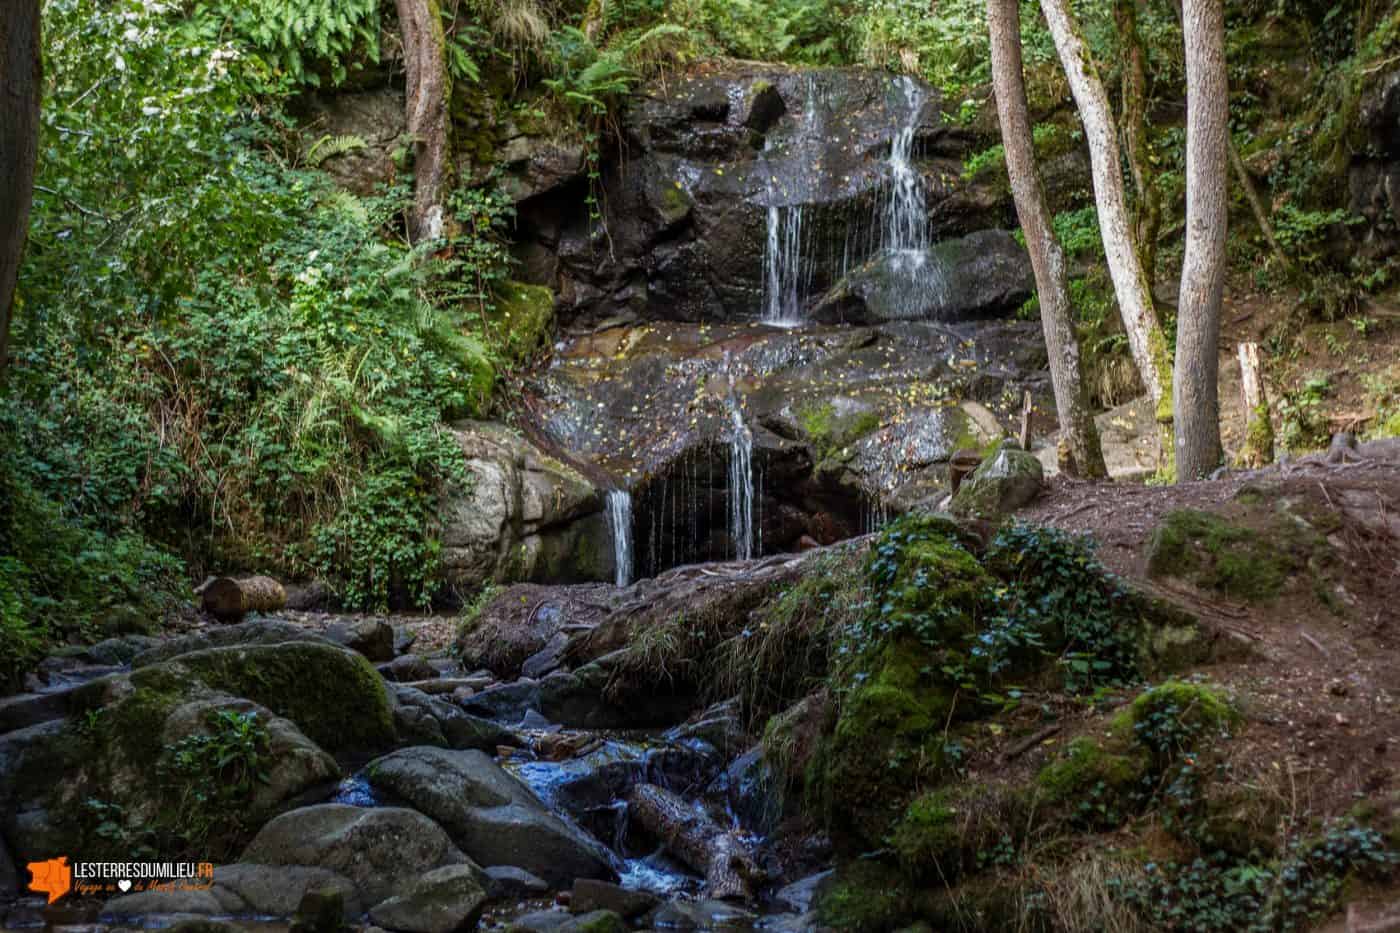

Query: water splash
[879,75,949,318]
[728,405,755,561]
[606,489,634,587]
[761,75,822,327]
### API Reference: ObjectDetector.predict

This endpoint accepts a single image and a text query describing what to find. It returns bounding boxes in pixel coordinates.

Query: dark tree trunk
[0,0,41,382]
[202,576,288,621]
[988,0,1107,477]
[1174,0,1228,480]
[396,0,451,243]
[1115,0,1161,286]
[626,783,761,901]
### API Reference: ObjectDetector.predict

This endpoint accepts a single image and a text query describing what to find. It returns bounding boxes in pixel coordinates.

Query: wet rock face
[510,67,1009,327]
[1351,67,1400,258]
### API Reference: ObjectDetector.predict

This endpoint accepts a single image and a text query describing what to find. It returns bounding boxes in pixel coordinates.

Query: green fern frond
[306,134,368,167]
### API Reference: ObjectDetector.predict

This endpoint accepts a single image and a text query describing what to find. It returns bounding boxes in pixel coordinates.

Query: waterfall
[606,489,633,587]
[728,406,755,561]
[880,75,948,317]
[761,75,821,327]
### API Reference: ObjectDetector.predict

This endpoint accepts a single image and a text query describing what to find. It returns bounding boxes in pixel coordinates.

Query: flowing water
[878,75,951,320]
[728,405,755,561]
[606,489,634,587]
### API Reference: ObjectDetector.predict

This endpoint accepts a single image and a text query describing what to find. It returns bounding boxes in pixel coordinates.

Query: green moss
[1146,508,1321,602]
[889,789,960,876]
[571,911,626,933]
[1036,736,1146,804]
[815,860,923,933]
[1111,681,1240,771]
[176,643,396,754]
[871,515,990,642]
[797,400,881,460]
[489,281,555,366]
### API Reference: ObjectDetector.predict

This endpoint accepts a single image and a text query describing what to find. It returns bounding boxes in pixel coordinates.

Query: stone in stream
[240,804,470,906]
[382,654,438,683]
[367,863,490,933]
[389,684,520,751]
[569,879,660,920]
[364,746,618,887]
[483,865,550,898]
[325,617,395,662]
[103,865,360,921]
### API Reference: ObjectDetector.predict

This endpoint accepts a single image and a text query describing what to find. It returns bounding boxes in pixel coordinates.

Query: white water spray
[728,406,755,560]
[606,489,633,587]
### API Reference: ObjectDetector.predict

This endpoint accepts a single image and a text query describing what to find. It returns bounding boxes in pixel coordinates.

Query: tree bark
[396,0,451,243]
[0,0,42,382]
[1236,342,1272,467]
[1042,0,1174,433]
[626,783,761,901]
[202,576,288,621]
[1115,0,1161,285]
[987,0,1106,477]
[1174,0,1228,480]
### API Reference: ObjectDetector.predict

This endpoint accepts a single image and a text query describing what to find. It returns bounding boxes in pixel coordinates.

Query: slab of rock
[368,863,489,933]
[102,865,360,921]
[773,870,833,914]
[326,618,395,662]
[570,879,659,920]
[950,439,1044,519]
[483,865,550,899]
[382,654,437,683]
[240,804,468,905]
[132,620,335,666]
[389,685,519,751]
[364,746,617,886]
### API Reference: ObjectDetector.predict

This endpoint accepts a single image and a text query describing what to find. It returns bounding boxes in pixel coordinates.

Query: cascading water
[728,405,755,561]
[880,76,950,317]
[606,489,634,587]
[761,76,822,327]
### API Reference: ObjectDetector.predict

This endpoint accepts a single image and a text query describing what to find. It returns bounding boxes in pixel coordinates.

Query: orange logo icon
[27,856,72,904]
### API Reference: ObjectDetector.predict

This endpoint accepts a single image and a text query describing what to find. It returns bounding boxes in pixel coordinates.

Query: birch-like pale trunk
[397,0,452,244]
[1041,0,1173,431]
[987,0,1106,477]
[1174,0,1229,479]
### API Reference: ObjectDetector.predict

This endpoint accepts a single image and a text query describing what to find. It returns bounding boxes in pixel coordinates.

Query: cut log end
[625,782,762,902]
[201,575,287,622]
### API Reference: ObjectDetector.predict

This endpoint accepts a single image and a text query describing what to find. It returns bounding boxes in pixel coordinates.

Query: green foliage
[1053,207,1103,259]
[160,709,271,854]
[1117,821,1398,932]
[189,0,381,88]
[1277,374,1332,452]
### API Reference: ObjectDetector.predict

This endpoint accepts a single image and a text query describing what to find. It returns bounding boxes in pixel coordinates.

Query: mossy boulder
[950,440,1043,519]
[490,281,555,366]
[814,860,928,933]
[795,397,883,461]
[1145,507,1330,602]
[1111,680,1240,767]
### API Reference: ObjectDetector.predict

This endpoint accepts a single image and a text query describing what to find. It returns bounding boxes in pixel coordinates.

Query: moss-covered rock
[1145,508,1330,602]
[950,440,1044,519]
[889,789,960,875]
[815,860,926,933]
[489,281,555,366]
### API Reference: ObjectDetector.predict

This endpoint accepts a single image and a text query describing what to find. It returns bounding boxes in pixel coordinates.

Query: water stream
[606,489,634,587]
[728,405,755,561]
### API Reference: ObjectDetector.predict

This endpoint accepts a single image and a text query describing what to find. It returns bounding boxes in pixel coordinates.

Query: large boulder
[950,440,1045,519]
[388,684,519,751]
[131,619,336,667]
[811,230,1034,324]
[103,865,361,921]
[364,746,618,886]
[439,421,612,590]
[240,804,469,906]
[368,863,490,933]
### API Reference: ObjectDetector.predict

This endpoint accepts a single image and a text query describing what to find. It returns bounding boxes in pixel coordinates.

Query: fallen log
[201,575,287,622]
[626,782,761,901]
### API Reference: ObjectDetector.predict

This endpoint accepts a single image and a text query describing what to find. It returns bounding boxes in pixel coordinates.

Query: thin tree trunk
[1174,0,1229,480]
[1237,342,1273,467]
[1227,138,1292,270]
[988,0,1107,478]
[0,0,42,382]
[1115,0,1160,284]
[1042,0,1174,434]
[397,0,452,243]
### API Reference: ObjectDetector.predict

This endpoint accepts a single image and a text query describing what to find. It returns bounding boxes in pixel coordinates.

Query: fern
[193,0,381,88]
[306,134,368,167]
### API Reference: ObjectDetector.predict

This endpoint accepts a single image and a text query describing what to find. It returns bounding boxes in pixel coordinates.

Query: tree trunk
[1227,138,1291,271]
[202,576,288,621]
[396,0,451,244]
[0,0,41,382]
[1236,342,1272,467]
[1174,0,1229,480]
[988,0,1106,477]
[1042,0,1173,434]
[1115,0,1161,284]
[626,783,761,901]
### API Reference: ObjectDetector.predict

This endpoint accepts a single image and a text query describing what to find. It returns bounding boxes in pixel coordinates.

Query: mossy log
[201,576,287,621]
[626,783,761,901]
